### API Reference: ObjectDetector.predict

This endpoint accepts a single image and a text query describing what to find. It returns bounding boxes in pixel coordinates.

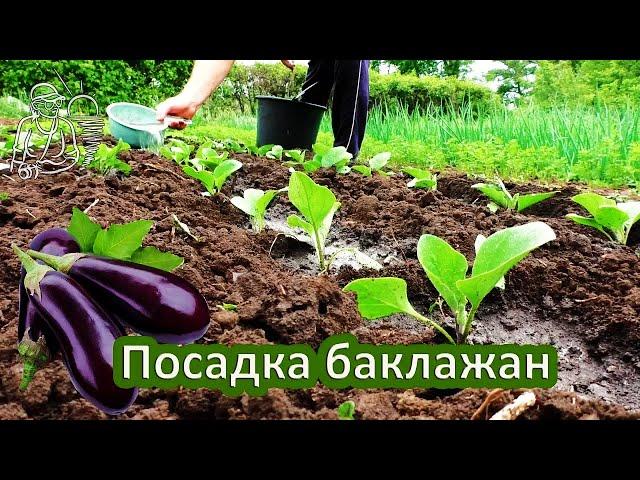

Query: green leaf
[572,192,615,218]
[284,149,305,163]
[369,152,391,171]
[220,303,238,312]
[231,188,282,232]
[257,144,274,156]
[402,167,431,179]
[337,400,356,420]
[343,277,421,319]
[408,177,437,190]
[566,214,611,239]
[457,222,556,311]
[516,192,558,212]
[288,172,339,234]
[352,165,372,176]
[93,219,153,259]
[303,159,321,172]
[594,206,628,242]
[618,201,640,235]
[320,146,352,168]
[266,145,283,160]
[287,214,313,236]
[417,235,468,321]
[475,234,504,289]
[183,166,216,194]
[213,159,243,191]
[254,189,281,215]
[67,207,101,252]
[471,183,511,209]
[130,246,184,272]
[230,188,265,217]
[312,143,329,156]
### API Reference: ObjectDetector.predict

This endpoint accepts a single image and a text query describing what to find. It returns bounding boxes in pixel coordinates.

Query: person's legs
[331,60,370,157]
[299,59,334,107]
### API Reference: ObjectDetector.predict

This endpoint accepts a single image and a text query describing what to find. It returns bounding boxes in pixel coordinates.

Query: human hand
[280,59,295,71]
[156,92,200,129]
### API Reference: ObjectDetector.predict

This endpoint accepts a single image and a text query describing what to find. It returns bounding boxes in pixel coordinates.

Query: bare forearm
[183,60,235,106]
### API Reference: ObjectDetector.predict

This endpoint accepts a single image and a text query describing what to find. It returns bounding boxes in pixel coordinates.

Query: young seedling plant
[87,139,131,175]
[352,152,394,177]
[566,192,640,245]
[282,149,306,167]
[337,400,356,420]
[472,178,558,213]
[402,167,438,190]
[302,144,353,174]
[159,139,194,166]
[344,222,556,344]
[286,171,340,272]
[231,187,288,233]
[183,160,243,196]
[191,141,229,170]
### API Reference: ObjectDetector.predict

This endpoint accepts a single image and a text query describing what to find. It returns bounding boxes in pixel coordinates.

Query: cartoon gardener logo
[10,80,103,180]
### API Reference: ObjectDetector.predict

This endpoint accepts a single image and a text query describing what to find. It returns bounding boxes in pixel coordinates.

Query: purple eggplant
[18,228,80,355]
[14,245,137,415]
[28,251,210,344]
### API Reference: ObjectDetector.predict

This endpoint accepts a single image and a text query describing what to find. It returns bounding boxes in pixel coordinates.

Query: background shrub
[0,61,496,114]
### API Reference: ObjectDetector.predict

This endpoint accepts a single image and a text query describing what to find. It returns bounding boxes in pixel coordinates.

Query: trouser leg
[299,59,334,107]
[331,60,370,157]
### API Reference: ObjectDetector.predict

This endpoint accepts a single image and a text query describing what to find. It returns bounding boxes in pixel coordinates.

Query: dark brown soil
[1,139,639,420]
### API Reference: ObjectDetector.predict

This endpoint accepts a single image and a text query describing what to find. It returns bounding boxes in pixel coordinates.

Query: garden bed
[0,140,639,419]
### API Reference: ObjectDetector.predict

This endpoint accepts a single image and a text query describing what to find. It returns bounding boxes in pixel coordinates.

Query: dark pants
[299,60,370,157]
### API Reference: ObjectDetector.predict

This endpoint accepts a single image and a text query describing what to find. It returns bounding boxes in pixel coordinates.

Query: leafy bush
[368,71,498,113]
[0,60,193,111]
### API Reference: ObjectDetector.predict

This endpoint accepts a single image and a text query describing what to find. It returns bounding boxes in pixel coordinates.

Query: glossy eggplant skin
[30,270,138,415]
[67,256,209,344]
[19,229,80,353]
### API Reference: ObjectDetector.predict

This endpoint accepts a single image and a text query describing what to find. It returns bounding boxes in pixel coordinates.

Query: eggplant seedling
[87,139,131,175]
[352,152,393,177]
[183,160,243,196]
[159,139,194,166]
[282,149,306,168]
[337,400,356,420]
[566,192,640,245]
[231,187,287,233]
[472,178,558,213]
[402,167,438,190]
[287,171,340,271]
[302,144,352,174]
[0,192,8,201]
[344,222,555,343]
[191,142,228,170]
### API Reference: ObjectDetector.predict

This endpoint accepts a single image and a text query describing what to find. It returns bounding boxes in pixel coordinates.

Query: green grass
[192,103,640,188]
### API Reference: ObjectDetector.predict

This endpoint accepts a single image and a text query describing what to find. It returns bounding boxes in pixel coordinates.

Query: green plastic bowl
[106,102,167,148]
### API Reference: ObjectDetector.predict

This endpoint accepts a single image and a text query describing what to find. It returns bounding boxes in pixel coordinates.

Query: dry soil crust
[0,139,639,420]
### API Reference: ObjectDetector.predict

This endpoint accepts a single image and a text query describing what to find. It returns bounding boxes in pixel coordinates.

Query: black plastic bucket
[256,95,327,150]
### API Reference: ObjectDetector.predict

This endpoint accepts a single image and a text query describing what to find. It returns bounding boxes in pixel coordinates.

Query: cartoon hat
[30,83,65,104]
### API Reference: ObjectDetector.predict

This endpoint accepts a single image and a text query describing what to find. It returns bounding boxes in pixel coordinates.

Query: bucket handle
[292,81,319,101]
